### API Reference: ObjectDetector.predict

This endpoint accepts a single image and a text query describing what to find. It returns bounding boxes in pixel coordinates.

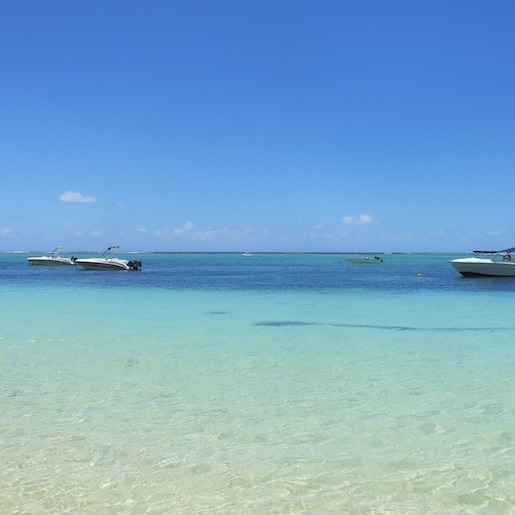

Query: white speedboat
[75,246,142,271]
[346,256,383,264]
[450,247,515,277]
[27,246,77,266]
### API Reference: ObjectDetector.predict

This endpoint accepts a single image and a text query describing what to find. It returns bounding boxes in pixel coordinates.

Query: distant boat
[346,256,383,264]
[450,247,515,277]
[27,246,76,266]
[243,247,252,256]
[75,246,141,271]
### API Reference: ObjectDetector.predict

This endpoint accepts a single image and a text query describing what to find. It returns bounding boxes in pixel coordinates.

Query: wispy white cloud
[173,221,196,236]
[120,227,147,238]
[63,222,83,236]
[342,214,376,225]
[153,228,171,238]
[174,221,234,240]
[148,222,268,243]
[59,191,96,203]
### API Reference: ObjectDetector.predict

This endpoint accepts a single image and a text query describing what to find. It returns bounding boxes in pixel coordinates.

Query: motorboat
[27,246,77,266]
[75,246,142,271]
[450,247,515,277]
[346,256,384,264]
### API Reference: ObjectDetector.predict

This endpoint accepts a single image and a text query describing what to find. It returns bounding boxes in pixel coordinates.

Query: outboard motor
[128,260,142,271]
[127,260,141,270]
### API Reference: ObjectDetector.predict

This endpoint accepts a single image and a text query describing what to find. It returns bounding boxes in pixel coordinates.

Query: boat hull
[27,257,75,266]
[75,259,129,270]
[346,256,383,264]
[75,258,141,271]
[450,258,515,277]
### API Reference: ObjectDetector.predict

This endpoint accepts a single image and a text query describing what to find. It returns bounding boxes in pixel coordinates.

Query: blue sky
[2,1,515,252]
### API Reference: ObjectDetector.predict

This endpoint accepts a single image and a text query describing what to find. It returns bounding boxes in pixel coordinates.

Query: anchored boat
[346,256,384,264]
[27,246,76,266]
[75,246,141,271]
[450,247,515,277]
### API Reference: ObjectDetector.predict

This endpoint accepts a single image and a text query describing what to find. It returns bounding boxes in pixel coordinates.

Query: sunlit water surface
[1,253,514,512]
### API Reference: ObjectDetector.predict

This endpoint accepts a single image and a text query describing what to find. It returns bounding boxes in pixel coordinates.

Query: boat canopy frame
[473,247,515,255]
[102,245,120,257]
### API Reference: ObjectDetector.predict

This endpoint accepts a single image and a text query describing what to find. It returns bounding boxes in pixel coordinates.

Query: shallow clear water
[1,253,514,512]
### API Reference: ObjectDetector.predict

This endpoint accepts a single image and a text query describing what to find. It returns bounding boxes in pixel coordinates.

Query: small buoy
[417,273,421,277]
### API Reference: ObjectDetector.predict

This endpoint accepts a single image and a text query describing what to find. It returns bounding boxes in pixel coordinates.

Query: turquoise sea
[1,252,514,513]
